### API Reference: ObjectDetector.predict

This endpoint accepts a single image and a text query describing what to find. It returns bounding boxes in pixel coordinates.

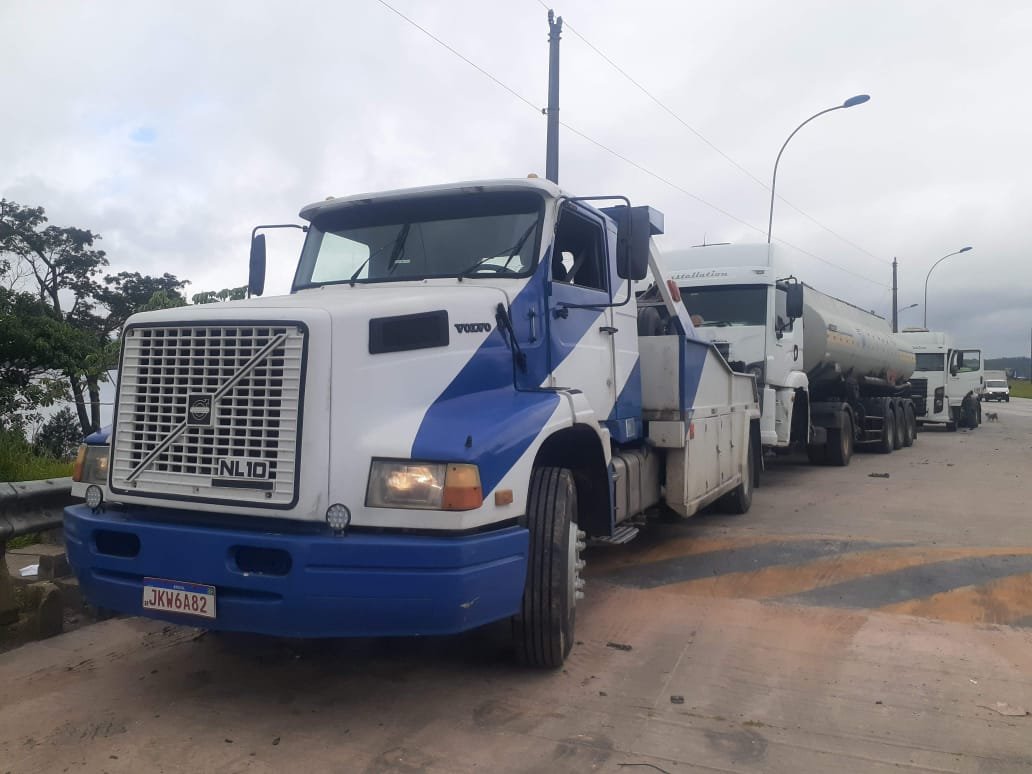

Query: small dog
[986,411,999,422]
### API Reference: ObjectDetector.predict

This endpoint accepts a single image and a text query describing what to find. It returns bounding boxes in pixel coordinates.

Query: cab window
[552,208,608,292]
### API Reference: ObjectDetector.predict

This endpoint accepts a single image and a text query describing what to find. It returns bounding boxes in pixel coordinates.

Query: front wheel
[513,467,583,668]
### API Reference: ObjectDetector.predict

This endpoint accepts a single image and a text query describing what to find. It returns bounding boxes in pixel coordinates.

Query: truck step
[590,525,640,546]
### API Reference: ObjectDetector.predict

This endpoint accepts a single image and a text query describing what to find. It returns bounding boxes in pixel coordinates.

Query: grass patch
[6,532,43,550]
[1009,379,1032,399]
[0,429,73,482]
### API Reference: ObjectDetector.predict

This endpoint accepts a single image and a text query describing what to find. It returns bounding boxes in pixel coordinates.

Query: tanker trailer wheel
[901,403,915,447]
[719,429,755,514]
[877,400,896,454]
[891,399,904,450]
[826,412,854,467]
[512,467,583,668]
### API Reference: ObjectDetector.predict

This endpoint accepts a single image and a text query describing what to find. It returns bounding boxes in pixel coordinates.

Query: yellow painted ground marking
[880,571,1032,625]
[646,546,1032,601]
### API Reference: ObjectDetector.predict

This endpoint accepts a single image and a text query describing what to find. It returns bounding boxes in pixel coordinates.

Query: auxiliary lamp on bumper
[366,461,483,510]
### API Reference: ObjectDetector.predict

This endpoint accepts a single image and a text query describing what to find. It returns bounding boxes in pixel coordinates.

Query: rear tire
[891,400,904,449]
[900,403,915,447]
[719,431,754,514]
[877,401,895,454]
[826,412,854,467]
[513,467,581,669]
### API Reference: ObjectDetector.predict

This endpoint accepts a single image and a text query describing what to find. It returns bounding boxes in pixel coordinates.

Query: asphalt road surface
[2,399,1031,773]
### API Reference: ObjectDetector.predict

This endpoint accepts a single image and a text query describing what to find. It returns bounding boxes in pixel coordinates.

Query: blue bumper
[64,505,529,638]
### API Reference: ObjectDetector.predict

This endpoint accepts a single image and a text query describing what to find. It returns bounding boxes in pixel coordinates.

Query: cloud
[1,0,1029,357]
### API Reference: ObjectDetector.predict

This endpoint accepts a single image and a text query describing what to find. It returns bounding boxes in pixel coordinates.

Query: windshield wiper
[349,225,410,286]
[495,302,527,372]
[457,221,537,280]
[384,223,411,276]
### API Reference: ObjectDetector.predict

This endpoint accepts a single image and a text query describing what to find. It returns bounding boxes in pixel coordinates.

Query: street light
[767,94,871,244]
[897,302,919,318]
[923,247,973,328]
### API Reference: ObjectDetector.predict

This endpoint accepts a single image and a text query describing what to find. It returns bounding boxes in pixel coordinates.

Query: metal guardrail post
[1,478,74,625]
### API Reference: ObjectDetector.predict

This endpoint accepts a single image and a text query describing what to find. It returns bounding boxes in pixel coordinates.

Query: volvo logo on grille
[187,395,213,426]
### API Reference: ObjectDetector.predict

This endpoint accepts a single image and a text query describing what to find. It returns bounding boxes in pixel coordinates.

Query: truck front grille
[110,322,307,507]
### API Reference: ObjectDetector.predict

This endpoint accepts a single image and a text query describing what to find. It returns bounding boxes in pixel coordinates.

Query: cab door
[547,204,616,419]
[949,348,983,400]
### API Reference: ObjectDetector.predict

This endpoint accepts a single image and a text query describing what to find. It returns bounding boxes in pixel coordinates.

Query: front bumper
[64,505,528,638]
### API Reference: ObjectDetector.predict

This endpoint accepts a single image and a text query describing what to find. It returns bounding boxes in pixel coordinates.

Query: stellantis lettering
[454,322,492,333]
[671,270,729,280]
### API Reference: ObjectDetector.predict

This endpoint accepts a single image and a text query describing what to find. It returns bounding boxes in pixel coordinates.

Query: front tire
[513,467,582,669]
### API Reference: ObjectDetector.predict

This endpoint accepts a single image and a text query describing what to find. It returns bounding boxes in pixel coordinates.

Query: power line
[373,0,888,289]
[538,0,890,266]
[375,0,540,114]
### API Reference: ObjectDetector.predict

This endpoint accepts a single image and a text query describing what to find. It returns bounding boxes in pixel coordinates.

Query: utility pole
[891,257,898,333]
[545,10,562,184]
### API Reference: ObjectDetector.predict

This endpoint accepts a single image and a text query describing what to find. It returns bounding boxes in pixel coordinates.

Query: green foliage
[141,288,188,312]
[0,286,83,416]
[1009,379,1032,399]
[986,357,1031,380]
[32,407,84,461]
[192,286,248,304]
[0,424,72,482]
[1,199,190,435]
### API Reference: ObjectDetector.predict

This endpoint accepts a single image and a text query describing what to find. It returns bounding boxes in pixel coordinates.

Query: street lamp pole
[922,247,973,328]
[767,94,871,244]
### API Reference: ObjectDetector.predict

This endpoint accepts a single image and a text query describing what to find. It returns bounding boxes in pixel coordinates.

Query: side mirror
[786,283,804,319]
[248,234,267,297]
[615,207,651,281]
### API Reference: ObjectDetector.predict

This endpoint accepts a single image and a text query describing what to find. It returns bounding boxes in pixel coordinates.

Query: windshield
[293,191,544,287]
[679,285,767,327]
[987,380,1007,388]
[914,353,945,371]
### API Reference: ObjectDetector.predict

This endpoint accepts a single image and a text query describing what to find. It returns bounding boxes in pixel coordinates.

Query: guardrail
[0,479,74,541]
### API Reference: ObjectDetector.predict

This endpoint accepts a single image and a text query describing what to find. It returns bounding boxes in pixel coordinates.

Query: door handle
[599,326,618,334]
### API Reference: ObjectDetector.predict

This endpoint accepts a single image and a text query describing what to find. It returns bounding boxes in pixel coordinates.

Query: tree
[0,286,87,420]
[1,199,189,435]
[33,406,84,460]
[192,286,247,304]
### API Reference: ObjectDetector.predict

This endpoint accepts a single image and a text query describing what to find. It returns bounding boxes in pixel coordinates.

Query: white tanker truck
[661,244,917,466]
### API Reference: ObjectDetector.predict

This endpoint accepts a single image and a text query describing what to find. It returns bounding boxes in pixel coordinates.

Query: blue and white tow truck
[66,179,759,667]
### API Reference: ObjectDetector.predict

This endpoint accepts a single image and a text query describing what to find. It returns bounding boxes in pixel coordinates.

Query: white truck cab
[64,179,759,667]
[900,328,984,430]
[663,243,918,467]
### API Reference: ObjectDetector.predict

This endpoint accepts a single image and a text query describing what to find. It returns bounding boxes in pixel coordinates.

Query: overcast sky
[2,0,1030,358]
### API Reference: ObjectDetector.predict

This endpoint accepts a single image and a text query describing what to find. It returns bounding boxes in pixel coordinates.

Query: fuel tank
[801,285,914,387]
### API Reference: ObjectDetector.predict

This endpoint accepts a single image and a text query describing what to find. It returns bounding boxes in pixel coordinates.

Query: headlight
[366,461,483,511]
[72,444,109,484]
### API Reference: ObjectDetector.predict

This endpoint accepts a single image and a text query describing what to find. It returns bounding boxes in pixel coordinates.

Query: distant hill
[985,356,1030,379]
